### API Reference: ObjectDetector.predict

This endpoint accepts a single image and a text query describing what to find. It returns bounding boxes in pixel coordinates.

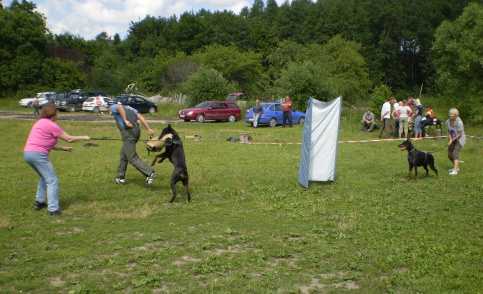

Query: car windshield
[85,98,95,102]
[195,102,211,108]
[260,103,270,108]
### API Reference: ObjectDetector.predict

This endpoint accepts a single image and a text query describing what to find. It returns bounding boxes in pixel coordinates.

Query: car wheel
[184,119,190,122]
[149,107,156,113]
[67,104,77,112]
[93,106,100,113]
[27,102,33,107]
[196,114,205,123]
[228,115,236,123]
[298,117,305,125]
[269,118,277,127]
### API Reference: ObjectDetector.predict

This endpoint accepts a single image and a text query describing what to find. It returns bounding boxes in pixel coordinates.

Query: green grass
[0,107,482,293]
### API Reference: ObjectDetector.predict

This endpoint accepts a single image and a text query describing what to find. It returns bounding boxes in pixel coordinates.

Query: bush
[370,85,393,119]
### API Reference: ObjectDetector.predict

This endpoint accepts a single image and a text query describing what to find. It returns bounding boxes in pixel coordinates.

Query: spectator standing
[378,98,392,139]
[107,103,157,186]
[281,96,293,128]
[32,97,40,115]
[361,109,376,132]
[23,104,90,216]
[392,100,401,138]
[412,99,424,139]
[446,108,466,175]
[252,99,264,128]
[398,100,412,139]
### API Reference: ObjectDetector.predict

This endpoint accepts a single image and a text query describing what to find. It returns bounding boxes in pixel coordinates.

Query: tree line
[0,0,481,119]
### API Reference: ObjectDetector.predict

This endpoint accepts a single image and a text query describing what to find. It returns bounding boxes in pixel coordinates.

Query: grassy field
[0,104,481,293]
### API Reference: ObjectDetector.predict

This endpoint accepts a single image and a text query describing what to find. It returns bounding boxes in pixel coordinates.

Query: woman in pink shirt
[24,104,90,216]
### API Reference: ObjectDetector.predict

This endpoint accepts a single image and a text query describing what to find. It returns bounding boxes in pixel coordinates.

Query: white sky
[5,0,287,40]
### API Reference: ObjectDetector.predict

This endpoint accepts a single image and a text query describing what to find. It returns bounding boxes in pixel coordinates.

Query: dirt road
[0,111,182,124]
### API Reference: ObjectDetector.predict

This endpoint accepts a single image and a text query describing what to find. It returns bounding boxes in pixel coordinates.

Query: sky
[5,0,286,41]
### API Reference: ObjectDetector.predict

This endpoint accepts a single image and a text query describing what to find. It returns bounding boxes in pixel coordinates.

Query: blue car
[244,102,306,127]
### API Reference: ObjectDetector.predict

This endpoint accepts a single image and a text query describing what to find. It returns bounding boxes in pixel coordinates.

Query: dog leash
[90,137,159,142]
[426,144,449,153]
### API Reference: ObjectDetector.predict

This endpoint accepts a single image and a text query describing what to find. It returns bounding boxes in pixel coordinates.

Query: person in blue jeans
[24,104,90,216]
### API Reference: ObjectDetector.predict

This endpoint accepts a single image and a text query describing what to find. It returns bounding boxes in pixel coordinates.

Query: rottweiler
[398,135,438,181]
[146,124,191,203]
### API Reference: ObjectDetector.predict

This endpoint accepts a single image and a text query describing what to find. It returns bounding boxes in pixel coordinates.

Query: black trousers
[282,111,292,127]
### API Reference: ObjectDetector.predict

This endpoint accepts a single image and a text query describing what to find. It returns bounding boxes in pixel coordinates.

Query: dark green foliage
[430,2,483,125]
[370,85,393,119]
[179,67,238,106]
[0,0,479,107]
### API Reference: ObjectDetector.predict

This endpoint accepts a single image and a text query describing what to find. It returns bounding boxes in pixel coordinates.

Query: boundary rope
[242,136,451,145]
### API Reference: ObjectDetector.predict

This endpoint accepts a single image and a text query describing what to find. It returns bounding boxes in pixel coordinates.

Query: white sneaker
[449,170,458,175]
[448,168,453,172]
[146,173,156,187]
[113,177,125,184]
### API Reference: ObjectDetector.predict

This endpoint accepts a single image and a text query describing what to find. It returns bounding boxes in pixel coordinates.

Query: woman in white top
[398,100,412,139]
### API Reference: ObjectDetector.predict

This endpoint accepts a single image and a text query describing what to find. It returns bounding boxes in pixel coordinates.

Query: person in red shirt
[281,96,293,127]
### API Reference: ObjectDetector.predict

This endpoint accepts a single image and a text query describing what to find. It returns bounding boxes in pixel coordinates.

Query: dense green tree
[38,58,88,91]
[431,2,483,123]
[138,51,197,94]
[179,67,238,106]
[192,44,265,95]
[370,84,393,119]
[0,0,48,95]
[169,12,207,55]
[198,10,256,51]
[308,35,372,103]
[275,61,336,110]
[124,16,170,58]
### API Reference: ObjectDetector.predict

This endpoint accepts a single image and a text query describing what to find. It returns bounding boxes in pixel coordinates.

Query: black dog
[398,136,438,181]
[147,124,190,203]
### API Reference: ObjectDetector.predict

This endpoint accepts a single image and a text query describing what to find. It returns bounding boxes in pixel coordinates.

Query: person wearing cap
[361,108,375,132]
[107,102,156,186]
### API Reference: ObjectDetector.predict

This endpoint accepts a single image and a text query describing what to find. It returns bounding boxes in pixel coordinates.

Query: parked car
[19,92,55,107]
[112,95,157,113]
[244,102,306,127]
[82,96,112,113]
[48,92,69,104]
[57,89,107,112]
[178,101,241,123]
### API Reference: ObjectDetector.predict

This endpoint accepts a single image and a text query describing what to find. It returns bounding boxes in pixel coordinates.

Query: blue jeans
[253,112,261,127]
[24,152,60,212]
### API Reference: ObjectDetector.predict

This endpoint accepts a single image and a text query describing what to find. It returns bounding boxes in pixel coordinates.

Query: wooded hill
[1,0,481,117]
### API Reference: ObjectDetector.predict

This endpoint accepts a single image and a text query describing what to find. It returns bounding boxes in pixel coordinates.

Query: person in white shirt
[378,98,393,139]
[398,100,412,139]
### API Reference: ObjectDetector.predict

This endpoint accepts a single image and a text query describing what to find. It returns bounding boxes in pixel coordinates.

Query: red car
[179,101,241,123]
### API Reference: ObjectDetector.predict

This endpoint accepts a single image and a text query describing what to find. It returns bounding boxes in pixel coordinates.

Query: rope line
[242,136,451,145]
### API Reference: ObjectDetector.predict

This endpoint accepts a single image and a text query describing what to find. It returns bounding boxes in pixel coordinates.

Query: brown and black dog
[398,135,438,181]
[146,124,190,203]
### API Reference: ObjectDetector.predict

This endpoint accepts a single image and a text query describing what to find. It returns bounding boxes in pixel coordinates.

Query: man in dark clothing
[108,103,156,187]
